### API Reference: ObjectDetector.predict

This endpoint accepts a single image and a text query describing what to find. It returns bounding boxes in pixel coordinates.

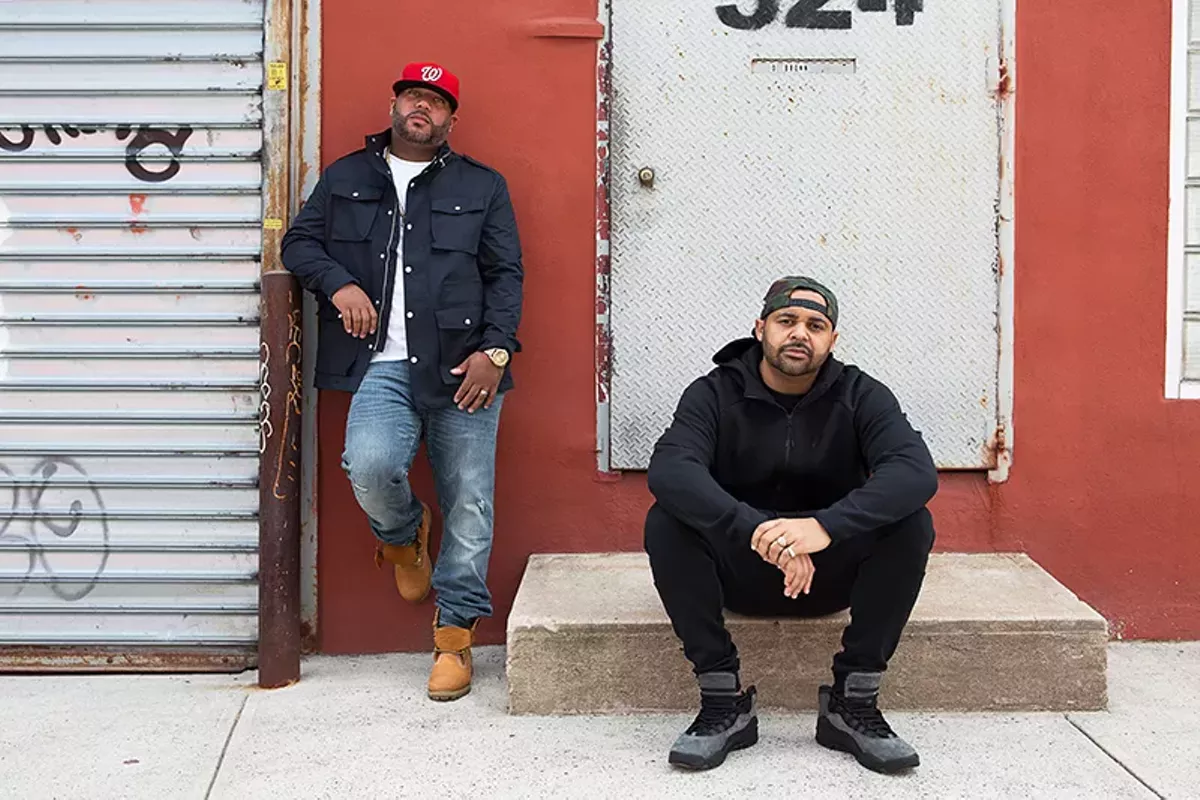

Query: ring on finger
[774,535,787,548]
[786,545,796,558]
[479,388,488,396]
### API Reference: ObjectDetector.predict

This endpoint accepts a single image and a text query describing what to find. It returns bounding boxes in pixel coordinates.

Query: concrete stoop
[506,552,1108,715]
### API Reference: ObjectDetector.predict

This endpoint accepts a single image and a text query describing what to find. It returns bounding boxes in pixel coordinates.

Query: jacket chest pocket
[330,184,384,241]
[430,198,486,255]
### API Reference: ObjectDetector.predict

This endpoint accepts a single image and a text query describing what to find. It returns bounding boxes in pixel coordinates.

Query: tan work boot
[428,610,477,701]
[373,502,432,603]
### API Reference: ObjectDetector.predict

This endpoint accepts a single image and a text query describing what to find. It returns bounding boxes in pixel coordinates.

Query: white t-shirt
[372,151,432,362]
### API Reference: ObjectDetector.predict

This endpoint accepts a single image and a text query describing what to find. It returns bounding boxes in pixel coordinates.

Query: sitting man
[644,276,938,774]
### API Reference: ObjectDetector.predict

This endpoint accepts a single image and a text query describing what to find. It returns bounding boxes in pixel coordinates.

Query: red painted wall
[316,0,1200,653]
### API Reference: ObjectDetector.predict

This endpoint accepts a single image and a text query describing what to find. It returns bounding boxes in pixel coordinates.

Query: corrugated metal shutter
[0,0,264,668]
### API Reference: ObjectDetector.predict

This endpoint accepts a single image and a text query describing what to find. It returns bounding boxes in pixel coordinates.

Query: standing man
[644,277,937,773]
[281,63,522,701]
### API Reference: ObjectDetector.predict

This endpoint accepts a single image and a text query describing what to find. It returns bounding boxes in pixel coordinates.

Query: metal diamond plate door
[608,0,1003,469]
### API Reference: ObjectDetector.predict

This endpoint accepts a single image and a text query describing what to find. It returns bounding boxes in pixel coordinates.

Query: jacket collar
[364,128,454,174]
[713,337,844,407]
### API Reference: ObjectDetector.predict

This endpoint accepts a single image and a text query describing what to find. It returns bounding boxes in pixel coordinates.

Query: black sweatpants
[643,503,935,680]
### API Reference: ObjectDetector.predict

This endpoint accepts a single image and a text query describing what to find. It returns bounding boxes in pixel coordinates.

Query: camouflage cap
[760,276,839,328]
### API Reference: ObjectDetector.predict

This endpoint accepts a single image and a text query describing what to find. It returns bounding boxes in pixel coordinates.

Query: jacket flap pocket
[430,198,486,254]
[431,197,487,214]
[331,183,384,201]
[435,307,482,330]
[329,183,382,242]
[315,316,360,377]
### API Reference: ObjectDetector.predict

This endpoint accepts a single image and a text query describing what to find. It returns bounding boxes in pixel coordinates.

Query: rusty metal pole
[257,277,302,688]
[258,0,301,689]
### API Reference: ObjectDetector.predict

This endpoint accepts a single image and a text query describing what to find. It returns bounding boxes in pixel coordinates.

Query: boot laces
[686,692,743,736]
[375,538,423,567]
[836,694,896,738]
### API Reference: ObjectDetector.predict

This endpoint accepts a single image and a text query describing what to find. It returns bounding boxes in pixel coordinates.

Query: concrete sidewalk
[1,643,1196,799]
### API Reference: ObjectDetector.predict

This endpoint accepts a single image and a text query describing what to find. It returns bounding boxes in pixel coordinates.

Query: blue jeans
[341,360,503,629]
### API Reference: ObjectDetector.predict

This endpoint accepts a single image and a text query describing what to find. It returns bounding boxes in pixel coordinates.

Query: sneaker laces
[835,693,896,738]
[685,692,744,736]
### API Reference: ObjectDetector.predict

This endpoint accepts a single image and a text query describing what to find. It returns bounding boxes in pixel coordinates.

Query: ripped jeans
[341,360,503,629]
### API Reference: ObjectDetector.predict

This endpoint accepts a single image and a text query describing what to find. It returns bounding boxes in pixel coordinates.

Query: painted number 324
[717,0,923,30]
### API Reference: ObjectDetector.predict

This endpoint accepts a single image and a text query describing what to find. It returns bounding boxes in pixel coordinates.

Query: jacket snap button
[464,318,471,325]
[410,356,418,364]
[406,311,414,318]
[454,205,461,211]
[352,192,359,197]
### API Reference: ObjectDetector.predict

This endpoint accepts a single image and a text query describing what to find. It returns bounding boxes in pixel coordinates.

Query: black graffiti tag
[115,124,194,182]
[0,458,110,602]
[0,124,102,151]
[0,124,194,183]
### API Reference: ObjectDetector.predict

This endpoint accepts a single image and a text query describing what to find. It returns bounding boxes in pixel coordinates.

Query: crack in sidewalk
[1065,715,1165,800]
[204,693,249,800]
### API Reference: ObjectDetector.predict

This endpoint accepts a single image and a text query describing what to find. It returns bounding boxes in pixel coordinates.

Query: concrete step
[506,552,1108,715]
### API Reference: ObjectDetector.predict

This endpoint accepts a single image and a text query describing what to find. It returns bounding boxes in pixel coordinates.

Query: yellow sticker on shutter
[263,218,284,230]
[268,62,288,91]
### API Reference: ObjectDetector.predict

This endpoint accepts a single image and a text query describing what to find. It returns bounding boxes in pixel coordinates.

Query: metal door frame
[593,0,1017,483]
[293,0,322,661]
[258,0,324,684]
[1167,0,1200,400]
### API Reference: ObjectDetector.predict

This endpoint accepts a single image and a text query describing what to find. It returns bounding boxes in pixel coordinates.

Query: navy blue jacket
[280,129,523,406]
[647,339,938,544]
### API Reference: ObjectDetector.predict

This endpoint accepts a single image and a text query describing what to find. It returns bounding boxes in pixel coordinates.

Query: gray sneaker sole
[816,717,920,774]
[668,718,759,770]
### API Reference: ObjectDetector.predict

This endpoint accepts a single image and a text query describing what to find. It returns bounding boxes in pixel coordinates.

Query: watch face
[488,349,509,367]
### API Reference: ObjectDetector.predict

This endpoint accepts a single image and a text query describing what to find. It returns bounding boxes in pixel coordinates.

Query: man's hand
[780,552,816,599]
[751,517,833,564]
[451,351,503,413]
[330,284,377,339]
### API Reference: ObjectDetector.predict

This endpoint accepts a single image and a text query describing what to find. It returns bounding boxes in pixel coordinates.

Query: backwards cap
[759,276,839,328]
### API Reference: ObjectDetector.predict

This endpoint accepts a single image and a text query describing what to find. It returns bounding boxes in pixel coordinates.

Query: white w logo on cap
[421,66,444,82]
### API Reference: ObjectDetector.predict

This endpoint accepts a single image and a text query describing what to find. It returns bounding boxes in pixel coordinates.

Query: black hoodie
[646,338,938,544]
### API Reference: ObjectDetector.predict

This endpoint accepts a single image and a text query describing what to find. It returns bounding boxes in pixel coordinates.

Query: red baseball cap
[392,62,460,111]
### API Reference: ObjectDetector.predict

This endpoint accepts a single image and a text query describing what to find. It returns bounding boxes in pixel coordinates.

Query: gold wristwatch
[483,348,510,368]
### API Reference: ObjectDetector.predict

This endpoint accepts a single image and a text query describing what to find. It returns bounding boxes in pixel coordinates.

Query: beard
[764,340,821,377]
[392,109,451,147]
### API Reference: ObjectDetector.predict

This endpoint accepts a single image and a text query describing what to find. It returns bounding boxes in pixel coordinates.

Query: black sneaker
[668,672,759,770]
[816,672,919,774]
